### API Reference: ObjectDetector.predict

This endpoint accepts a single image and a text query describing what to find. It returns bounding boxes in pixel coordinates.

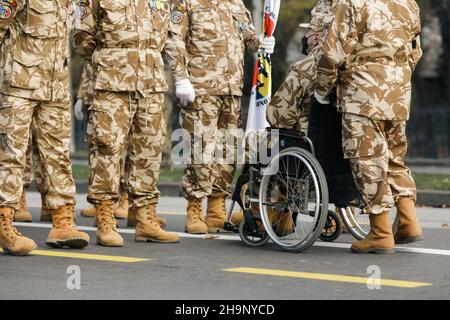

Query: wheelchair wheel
[259,147,329,252]
[338,207,399,241]
[239,219,270,247]
[320,210,342,242]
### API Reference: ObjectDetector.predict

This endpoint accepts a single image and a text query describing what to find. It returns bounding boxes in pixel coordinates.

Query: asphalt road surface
[1,193,449,300]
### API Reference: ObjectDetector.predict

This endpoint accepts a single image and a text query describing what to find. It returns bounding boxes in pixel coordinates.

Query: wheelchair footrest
[224,222,239,233]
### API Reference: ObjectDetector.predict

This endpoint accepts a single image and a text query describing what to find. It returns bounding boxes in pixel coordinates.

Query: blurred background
[69,0,450,191]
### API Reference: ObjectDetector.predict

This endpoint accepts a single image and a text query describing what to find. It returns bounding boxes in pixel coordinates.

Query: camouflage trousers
[23,126,47,195]
[180,95,241,200]
[0,95,76,210]
[342,113,417,215]
[87,91,165,208]
[266,55,315,133]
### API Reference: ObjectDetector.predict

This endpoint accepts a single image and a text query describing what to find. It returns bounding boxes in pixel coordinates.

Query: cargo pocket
[341,115,386,159]
[25,0,57,37]
[10,52,44,90]
[100,0,130,32]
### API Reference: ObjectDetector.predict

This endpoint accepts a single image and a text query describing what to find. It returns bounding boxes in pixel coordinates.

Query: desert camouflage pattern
[165,0,259,96]
[342,113,417,215]
[23,126,46,196]
[299,0,334,32]
[0,1,76,210]
[0,0,75,101]
[267,55,315,133]
[72,0,170,96]
[267,0,336,133]
[315,0,423,121]
[180,96,241,200]
[87,92,166,208]
[77,61,95,107]
[0,95,76,210]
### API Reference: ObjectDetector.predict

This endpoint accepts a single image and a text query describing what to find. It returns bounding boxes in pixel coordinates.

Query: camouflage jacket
[165,0,259,97]
[315,0,423,121]
[72,0,171,95]
[0,0,76,101]
[77,61,94,107]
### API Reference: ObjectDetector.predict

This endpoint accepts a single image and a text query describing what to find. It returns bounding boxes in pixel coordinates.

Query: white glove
[260,35,276,54]
[314,91,330,104]
[74,98,84,121]
[175,79,196,106]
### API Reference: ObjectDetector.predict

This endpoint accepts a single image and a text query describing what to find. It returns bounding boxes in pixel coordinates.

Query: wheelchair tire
[320,210,342,242]
[239,220,270,247]
[259,147,329,252]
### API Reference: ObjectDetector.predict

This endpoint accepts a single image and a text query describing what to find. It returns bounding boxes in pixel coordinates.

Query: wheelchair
[224,99,368,252]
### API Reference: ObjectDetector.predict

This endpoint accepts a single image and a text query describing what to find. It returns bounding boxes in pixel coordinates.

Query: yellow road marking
[0,249,149,263]
[224,267,432,288]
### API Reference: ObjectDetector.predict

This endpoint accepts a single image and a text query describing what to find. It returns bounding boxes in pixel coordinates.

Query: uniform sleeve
[164,0,190,82]
[409,34,422,71]
[243,8,259,52]
[0,0,24,44]
[315,0,358,98]
[72,0,99,59]
[77,61,95,107]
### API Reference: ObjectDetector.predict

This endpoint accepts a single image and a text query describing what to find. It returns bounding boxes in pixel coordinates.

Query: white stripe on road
[14,222,450,257]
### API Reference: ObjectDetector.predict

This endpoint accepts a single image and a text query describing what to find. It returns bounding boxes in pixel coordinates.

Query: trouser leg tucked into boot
[185,198,208,234]
[135,204,179,243]
[14,189,33,222]
[115,191,129,219]
[46,204,90,249]
[128,206,167,229]
[205,196,230,233]
[351,212,395,254]
[0,207,37,256]
[394,198,423,244]
[95,200,123,247]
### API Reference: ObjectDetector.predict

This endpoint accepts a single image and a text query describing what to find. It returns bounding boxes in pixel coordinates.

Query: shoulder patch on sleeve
[171,10,183,24]
[0,0,17,20]
[76,0,92,19]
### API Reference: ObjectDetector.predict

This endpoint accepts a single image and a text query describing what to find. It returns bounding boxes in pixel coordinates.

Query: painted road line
[14,222,450,257]
[0,248,149,263]
[14,222,242,241]
[224,267,432,289]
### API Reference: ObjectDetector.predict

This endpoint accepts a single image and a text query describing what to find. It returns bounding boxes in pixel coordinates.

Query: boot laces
[1,214,22,239]
[192,201,204,222]
[98,203,117,230]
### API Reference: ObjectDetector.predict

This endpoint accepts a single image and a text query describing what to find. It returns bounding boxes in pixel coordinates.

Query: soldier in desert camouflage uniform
[72,0,179,246]
[165,0,275,234]
[315,0,424,254]
[0,0,90,256]
[267,0,334,133]
[75,62,128,221]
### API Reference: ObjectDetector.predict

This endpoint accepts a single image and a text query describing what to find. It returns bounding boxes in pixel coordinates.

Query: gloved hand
[74,98,84,121]
[260,35,276,54]
[314,91,331,104]
[175,79,196,106]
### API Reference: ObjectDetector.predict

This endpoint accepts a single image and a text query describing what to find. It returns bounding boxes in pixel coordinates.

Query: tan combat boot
[128,206,167,228]
[114,191,129,219]
[351,212,395,254]
[46,205,90,249]
[206,196,231,233]
[80,206,96,218]
[95,200,124,247]
[14,190,33,222]
[0,207,37,256]
[135,205,180,243]
[394,198,423,244]
[185,198,208,234]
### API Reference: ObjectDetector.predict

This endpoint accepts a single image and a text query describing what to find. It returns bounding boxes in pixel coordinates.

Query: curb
[29,181,450,208]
